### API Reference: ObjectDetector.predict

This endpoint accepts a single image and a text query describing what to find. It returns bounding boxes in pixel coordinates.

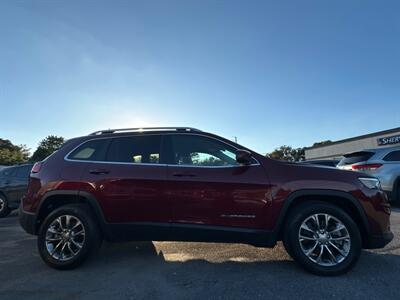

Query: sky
[1,0,400,155]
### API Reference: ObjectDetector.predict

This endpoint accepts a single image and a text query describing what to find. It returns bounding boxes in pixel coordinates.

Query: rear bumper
[365,231,394,249]
[18,205,37,235]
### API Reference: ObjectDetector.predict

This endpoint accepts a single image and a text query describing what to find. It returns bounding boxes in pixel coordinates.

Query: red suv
[19,127,393,275]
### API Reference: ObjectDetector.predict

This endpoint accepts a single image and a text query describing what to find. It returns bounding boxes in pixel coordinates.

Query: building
[305,127,400,160]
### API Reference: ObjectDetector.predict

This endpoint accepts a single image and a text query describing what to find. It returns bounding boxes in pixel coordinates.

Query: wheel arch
[274,189,371,248]
[34,190,106,235]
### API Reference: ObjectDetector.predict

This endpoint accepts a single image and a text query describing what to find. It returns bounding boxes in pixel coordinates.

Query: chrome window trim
[64,132,260,167]
[167,163,260,168]
[64,159,168,167]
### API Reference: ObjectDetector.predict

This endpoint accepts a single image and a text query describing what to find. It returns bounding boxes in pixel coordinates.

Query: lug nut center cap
[317,233,329,244]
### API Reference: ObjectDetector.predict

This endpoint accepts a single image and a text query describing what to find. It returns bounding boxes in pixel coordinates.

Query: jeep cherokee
[19,127,393,275]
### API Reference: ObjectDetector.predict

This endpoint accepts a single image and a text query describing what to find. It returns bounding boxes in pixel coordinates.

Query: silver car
[337,146,400,202]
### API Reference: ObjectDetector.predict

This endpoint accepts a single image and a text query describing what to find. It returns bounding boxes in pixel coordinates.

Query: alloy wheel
[298,213,351,267]
[45,215,86,261]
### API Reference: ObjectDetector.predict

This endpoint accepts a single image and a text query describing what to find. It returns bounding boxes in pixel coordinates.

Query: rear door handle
[89,169,110,175]
[172,172,196,177]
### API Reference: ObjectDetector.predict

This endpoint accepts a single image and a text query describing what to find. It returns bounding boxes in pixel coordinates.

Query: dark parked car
[301,159,340,167]
[0,164,33,217]
[19,127,392,275]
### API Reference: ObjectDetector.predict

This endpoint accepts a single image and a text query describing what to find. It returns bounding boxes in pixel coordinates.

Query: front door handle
[172,172,196,177]
[89,169,110,175]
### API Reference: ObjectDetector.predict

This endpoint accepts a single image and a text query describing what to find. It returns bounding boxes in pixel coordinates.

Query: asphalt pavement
[0,208,399,300]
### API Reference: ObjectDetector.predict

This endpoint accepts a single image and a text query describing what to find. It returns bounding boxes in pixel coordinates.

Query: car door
[1,167,18,202]
[69,135,170,224]
[13,165,32,203]
[165,134,272,230]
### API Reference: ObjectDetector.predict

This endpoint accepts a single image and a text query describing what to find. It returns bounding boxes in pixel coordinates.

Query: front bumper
[18,205,37,235]
[365,231,394,249]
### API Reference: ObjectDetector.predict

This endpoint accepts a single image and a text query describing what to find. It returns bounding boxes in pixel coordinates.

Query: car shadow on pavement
[68,241,400,299]
[84,240,400,278]
[2,220,400,300]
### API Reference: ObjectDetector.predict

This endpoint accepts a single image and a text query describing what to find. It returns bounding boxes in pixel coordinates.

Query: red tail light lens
[31,162,42,173]
[352,163,382,171]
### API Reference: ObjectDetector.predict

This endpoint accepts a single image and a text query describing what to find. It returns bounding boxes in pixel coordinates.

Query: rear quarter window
[383,150,400,161]
[337,151,375,166]
[68,139,111,161]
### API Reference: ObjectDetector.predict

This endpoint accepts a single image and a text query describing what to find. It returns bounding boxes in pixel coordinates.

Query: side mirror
[236,149,252,165]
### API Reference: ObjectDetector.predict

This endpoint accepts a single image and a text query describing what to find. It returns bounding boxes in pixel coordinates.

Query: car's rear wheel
[37,204,102,270]
[283,201,361,276]
[0,194,11,218]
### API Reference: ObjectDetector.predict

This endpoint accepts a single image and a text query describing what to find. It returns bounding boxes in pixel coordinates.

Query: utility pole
[233,136,238,143]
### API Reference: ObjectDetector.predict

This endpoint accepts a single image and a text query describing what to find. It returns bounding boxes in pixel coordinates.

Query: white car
[337,146,400,202]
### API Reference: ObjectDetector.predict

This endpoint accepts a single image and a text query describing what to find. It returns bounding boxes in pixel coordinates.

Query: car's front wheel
[283,201,361,276]
[37,204,102,269]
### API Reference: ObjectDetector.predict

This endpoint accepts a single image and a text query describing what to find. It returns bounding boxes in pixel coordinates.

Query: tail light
[31,162,42,173]
[352,163,382,171]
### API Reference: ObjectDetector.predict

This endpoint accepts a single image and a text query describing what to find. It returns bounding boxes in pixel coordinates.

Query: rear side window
[16,165,32,178]
[383,150,400,161]
[337,151,375,166]
[107,135,162,164]
[68,139,110,161]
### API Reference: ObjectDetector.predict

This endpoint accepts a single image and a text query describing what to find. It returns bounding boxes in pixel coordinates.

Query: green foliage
[267,140,334,162]
[0,138,30,165]
[30,135,65,162]
[267,145,305,162]
[312,140,333,147]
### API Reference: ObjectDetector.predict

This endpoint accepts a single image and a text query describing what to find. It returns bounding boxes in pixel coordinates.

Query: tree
[267,145,305,162]
[312,140,333,147]
[291,147,305,161]
[0,138,30,165]
[30,135,65,162]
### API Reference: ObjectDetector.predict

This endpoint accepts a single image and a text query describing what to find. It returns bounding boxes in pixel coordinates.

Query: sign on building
[377,135,400,146]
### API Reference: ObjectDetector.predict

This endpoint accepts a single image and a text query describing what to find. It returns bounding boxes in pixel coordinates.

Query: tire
[282,234,295,258]
[0,194,11,218]
[283,201,361,276]
[37,204,102,270]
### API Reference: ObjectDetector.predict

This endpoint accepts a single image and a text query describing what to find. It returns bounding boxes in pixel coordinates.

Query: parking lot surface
[1,208,400,300]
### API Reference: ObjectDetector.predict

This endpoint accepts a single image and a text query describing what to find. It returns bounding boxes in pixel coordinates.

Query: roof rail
[89,127,202,135]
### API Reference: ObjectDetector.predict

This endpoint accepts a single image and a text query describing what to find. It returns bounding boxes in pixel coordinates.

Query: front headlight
[359,177,381,190]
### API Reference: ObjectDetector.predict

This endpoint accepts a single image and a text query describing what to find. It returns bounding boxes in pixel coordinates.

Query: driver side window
[170,134,240,167]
